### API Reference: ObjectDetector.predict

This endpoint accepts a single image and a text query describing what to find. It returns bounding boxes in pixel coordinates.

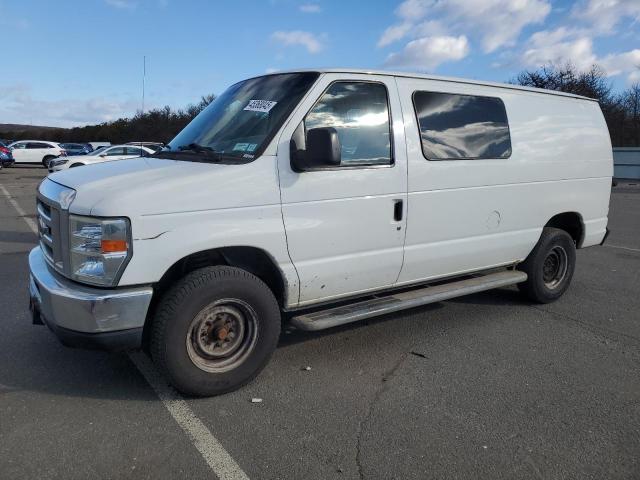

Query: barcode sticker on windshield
[244,100,277,113]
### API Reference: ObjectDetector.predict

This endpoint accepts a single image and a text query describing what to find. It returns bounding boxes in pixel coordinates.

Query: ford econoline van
[29,69,612,396]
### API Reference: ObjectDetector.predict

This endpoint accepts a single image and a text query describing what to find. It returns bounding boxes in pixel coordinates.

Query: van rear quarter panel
[395,77,612,285]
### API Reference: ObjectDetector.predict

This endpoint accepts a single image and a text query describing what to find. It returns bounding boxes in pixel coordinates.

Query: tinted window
[168,72,319,159]
[413,92,511,160]
[125,147,143,155]
[304,82,392,166]
[105,147,126,156]
[28,142,50,149]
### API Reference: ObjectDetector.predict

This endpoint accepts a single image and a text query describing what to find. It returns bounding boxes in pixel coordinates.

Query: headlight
[51,158,68,166]
[69,215,131,286]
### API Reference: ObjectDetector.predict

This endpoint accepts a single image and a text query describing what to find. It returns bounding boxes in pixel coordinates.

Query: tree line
[1,65,639,147]
[0,94,215,145]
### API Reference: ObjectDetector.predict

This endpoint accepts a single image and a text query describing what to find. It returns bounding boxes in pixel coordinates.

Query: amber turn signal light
[101,239,128,253]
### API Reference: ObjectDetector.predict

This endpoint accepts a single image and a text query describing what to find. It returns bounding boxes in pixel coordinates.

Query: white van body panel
[46,69,612,311]
[393,77,612,285]
[49,157,300,302]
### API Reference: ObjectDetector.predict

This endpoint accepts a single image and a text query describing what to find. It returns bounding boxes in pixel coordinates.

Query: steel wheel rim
[186,298,259,373]
[542,246,568,289]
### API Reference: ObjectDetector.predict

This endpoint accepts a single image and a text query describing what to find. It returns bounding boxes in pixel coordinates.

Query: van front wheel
[150,266,281,396]
[518,227,576,303]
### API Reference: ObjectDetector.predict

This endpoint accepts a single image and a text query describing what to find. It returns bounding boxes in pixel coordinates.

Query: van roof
[264,68,597,102]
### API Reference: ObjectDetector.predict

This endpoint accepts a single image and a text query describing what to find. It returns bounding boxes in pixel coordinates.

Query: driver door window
[304,82,392,166]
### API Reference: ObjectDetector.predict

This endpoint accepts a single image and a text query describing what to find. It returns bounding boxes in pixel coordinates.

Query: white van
[29,69,612,396]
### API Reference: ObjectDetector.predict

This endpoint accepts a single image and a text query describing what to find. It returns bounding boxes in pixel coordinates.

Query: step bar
[290,270,527,331]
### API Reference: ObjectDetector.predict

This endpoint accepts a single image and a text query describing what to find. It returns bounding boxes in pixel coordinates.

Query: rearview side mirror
[290,125,341,171]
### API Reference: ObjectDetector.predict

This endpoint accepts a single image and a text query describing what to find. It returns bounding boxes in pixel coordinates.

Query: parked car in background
[126,141,164,152]
[89,142,111,150]
[0,138,15,146]
[8,140,66,167]
[60,143,93,156]
[48,144,154,172]
[0,141,15,167]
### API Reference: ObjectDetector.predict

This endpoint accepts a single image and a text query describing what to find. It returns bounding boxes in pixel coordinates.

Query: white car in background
[8,140,66,167]
[48,144,154,172]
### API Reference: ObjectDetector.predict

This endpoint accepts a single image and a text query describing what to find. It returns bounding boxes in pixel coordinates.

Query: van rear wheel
[150,266,281,397]
[517,227,576,303]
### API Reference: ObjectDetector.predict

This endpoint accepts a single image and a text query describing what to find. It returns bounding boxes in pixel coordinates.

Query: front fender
[118,204,299,307]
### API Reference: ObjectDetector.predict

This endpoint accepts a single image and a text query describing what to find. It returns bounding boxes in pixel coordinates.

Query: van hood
[48,156,279,217]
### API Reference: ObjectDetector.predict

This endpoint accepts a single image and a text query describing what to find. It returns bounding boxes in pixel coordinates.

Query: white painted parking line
[0,183,39,233]
[129,352,250,480]
[1,183,250,480]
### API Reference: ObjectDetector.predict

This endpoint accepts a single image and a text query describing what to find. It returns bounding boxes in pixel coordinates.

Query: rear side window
[28,142,51,149]
[413,91,511,160]
[106,147,126,156]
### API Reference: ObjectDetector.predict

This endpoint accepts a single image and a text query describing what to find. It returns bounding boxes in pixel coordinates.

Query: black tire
[150,266,281,397]
[42,156,55,168]
[69,163,84,168]
[517,227,576,303]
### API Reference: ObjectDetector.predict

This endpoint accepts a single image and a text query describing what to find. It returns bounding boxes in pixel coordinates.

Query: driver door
[277,73,408,306]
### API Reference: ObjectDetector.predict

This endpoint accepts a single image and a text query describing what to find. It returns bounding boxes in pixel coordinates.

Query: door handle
[393,199,403,222]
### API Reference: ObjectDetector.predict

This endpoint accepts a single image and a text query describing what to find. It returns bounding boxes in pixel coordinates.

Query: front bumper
[28,247,153,351]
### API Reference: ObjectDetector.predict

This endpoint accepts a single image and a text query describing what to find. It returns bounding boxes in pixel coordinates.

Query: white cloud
[105,0,137,9]
[299,3,321,13]
[378,22,413,47]
[271,30,325,53]
[600,49,640,77]
[628,70,640,84]
[521,27,640,83]
[0,83,141,128]
[380,0,550,56]
[522,28,597,71]
[384,35,469,70]
[573,0,640,34]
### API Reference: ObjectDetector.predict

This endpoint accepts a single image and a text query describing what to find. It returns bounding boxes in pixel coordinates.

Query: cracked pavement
[1,166,639,479]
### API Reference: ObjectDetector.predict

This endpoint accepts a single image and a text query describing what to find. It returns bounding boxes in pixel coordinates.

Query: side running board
[290,270,527,331]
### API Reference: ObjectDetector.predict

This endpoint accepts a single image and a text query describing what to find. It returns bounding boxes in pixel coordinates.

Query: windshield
[165,72,319,160]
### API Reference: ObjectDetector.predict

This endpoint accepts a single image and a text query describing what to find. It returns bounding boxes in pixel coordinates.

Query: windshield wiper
[177,143,216,153]
[153,143,221,162]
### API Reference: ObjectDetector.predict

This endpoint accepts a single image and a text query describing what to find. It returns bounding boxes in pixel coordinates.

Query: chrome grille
[37,178,75,277]
[36,198,63,272]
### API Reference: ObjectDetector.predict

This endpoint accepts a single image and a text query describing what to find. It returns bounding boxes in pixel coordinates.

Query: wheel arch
[142,245,288,352]
[544,212,585,247]
[152,245,286,310]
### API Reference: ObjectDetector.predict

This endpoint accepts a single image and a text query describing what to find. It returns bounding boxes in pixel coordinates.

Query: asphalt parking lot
[1,165,639,480]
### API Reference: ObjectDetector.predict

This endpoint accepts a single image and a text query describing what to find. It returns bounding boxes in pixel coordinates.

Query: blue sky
[2,0,639,127]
